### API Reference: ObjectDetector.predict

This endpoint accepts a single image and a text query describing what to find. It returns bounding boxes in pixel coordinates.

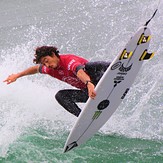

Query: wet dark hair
[33,46,60,64]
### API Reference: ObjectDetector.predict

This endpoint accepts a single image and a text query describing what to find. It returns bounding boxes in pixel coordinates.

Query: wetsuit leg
[55,89,88,117]
[56,61,111,117]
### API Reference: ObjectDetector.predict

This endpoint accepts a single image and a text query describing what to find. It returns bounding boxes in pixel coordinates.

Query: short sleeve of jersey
[39,65,43,73]
[65,56,88,73]
[39,64,51,74]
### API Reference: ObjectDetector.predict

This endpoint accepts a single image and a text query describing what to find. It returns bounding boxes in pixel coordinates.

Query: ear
[51,52,56,58]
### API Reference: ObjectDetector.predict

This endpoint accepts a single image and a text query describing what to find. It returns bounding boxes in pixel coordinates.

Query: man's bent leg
[55,89,88,117]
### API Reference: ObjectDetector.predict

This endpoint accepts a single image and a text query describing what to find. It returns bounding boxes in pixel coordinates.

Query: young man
[4,46,110,117]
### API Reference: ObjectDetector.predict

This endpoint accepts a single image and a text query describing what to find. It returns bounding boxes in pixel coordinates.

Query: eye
[43,58,48,65]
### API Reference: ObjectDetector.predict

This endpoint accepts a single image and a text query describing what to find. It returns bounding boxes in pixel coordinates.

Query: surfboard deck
[64,26,154,153]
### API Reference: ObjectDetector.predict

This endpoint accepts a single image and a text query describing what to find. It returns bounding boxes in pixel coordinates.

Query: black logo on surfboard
[119,63,133,72]
[97,100,110,110]
[121,88,130,99]
[113,63,133,87]
[111,62,122,70]
[92,100,110,120]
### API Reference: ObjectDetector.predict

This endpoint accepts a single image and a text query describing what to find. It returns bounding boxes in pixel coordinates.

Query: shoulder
[59,54,88,72]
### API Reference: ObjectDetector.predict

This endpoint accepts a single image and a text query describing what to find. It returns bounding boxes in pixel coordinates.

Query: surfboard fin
[139,49,155,60]
[64,141,78,153]
[138,34,151,45]
[119,49,133,60]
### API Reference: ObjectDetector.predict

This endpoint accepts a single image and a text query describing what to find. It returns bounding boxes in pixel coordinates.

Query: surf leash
[144,0,161,26]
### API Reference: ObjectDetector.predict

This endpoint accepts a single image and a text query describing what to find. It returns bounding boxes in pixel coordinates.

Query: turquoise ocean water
[0,0,163,162]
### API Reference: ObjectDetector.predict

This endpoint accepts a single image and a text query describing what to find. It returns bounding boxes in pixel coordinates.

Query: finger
[3,77,10,82]
[3,80,10,83]
[88,90,96,98]
[7,82,11,84]
[3,79,11,84]
[8,80,12,83]
[92,91,96,97]
[90,93,95,99]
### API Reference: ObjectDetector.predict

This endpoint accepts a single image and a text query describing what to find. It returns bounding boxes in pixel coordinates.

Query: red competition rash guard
[39,54,88,89]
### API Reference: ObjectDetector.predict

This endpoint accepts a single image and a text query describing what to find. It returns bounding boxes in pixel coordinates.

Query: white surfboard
[64,26,154,153]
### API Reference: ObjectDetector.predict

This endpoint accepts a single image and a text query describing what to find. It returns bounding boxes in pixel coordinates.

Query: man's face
[40,53,60,69]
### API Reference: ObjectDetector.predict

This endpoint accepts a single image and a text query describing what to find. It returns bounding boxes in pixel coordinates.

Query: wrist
[17,73,23,78]
[85,80,93,86]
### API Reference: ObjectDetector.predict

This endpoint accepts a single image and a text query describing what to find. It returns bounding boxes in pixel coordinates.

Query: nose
[45,63,49,67]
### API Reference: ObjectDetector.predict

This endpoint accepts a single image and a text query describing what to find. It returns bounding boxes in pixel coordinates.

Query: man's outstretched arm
[3,65,39,84]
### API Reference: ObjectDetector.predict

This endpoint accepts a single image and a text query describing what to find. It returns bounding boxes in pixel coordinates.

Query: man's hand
[3,74,19,84]
[3,66,39,85]
[87,81,96,99]
[76,69,97,99]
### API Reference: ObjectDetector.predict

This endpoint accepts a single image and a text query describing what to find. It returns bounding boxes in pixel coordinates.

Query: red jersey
[39,54,88,89]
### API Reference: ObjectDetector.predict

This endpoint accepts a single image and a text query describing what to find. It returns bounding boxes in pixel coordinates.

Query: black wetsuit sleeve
[85,61,111,86]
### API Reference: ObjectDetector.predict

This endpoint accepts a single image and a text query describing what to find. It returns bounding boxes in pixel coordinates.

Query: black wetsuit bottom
[55,61,111,117]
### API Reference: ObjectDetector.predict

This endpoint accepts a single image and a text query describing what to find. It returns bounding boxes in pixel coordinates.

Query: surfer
[4,46,110,117]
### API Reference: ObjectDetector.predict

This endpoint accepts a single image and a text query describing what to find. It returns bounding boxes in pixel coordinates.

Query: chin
[52,65,57,69]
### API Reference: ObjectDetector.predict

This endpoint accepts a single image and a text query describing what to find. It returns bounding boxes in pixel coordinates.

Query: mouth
[50,65,56,69]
